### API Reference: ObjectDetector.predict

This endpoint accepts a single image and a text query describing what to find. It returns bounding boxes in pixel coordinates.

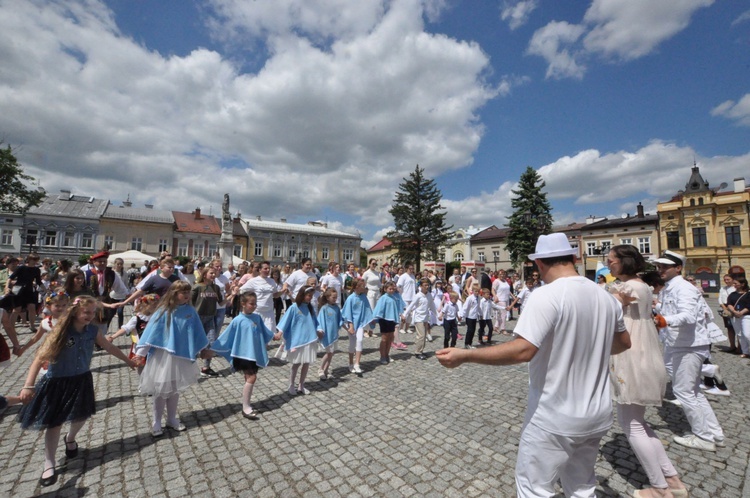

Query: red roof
[172,210,221,234]
[368,237,392,252]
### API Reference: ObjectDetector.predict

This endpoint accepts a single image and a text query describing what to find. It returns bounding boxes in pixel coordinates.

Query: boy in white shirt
[402,278,437,360]
[439,291,464,348]
[479,288,505,344]
[462,284,481,348]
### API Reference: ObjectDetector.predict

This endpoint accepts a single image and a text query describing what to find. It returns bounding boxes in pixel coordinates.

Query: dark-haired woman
[607,245,687,498]
[728,276,750,358]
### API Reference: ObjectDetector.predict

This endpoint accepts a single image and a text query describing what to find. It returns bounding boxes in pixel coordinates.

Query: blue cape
[317,304,343,348]
[136,304,208,361]
[342,292,374,330]
[211,313,274,367]
[372,292,404,324]
[277,303,319,350]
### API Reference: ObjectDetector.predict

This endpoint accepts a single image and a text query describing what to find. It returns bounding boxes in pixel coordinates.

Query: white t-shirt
[398,273,417,302]
[492,279,511,303]
[320,273,343,295]
[362,269,382,292]
[240,276,279,313]
[286,269,316,298]
[514,276,626,437]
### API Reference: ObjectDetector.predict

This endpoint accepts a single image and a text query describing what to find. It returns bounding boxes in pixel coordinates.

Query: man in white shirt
[437,234,630,497]
[397,263,417,334]
[282,258,317,299]
[655,250,725,451]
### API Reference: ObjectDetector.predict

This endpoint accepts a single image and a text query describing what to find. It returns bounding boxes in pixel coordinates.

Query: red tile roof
[173,210,221,234]
[368,237,392,252]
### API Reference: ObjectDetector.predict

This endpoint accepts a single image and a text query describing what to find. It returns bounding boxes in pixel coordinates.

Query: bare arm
[436,336,538,369]
[95,332,137,367]
[611,330,631,355]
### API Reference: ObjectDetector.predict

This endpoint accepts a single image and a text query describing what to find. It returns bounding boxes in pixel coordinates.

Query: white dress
[609,280,666,405]
[139,348,200,397]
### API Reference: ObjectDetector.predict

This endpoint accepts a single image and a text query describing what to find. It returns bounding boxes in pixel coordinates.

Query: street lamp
[725,246,733,270]
[522,210,538,280]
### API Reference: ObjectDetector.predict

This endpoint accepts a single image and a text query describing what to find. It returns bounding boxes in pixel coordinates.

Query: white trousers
[671,347,724,442]
[515,422,606,498]
[348,327,364,353]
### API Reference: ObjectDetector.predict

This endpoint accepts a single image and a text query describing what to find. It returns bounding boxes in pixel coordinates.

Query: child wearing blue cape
[342,278,374,374]
[207,292,281,419]
[317,288,343,380]
[276,286,321,396]
[372,281,404,365]
[134,281,209,437]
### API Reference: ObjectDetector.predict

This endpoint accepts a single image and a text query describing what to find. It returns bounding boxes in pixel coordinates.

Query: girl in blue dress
[342,279,374,374]
[317,288,343,380]
[208,292,281,419]
[372,281,404,365]
[18,296,136,487]
[276,286,320,395]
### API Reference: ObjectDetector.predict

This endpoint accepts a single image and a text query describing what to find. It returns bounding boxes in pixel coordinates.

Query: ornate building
[657,166,748,276]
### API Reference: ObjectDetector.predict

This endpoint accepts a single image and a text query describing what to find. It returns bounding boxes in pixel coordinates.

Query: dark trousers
[464,318,477,346]
[478,319,492,343]
[443,319,458,348]
[274,297,283,323]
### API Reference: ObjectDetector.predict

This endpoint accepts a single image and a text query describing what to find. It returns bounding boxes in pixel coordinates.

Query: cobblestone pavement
[1,311,749,497]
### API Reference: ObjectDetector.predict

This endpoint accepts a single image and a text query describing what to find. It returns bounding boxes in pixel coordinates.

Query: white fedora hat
[528,233,578,261]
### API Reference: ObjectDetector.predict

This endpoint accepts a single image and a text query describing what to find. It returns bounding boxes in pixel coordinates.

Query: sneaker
[297,387,310,395]
[200,367,220,378]
[705,387,731,397]
[394,342,408,350]
[673,434,716,452]
[415,353,427,360]
[715,438,726,448]
[348,364,355,373]
[318,369,327,380]
[699,383,707,390]
[427,334,434,342]
[288,386,297,396]
[664,398,682,407]
[151,427,163,437]
[464,345,476,349]
[379,358,389,365]
[353,364,362,374]
[166,420,186,432]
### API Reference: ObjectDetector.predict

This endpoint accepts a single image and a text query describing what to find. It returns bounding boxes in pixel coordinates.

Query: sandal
[64,433,78,458]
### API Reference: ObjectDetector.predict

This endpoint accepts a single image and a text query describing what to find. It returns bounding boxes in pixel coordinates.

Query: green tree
[0,144,45,213]
[387,165,452,270]
[506,166,553,269]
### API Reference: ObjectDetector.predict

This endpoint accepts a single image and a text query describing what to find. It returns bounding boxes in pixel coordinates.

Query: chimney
[194,208,201,219]
[734,177,746,193]
[280,218,287,223]
[145,204,153,209]
[122,200,132,207]
[637,202,644,218]
[256,215,262,221]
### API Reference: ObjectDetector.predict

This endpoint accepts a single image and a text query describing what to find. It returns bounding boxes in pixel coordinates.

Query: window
[159,239,169,253]
[103,235,113,249]
[288,248,296,260]
[63,232,75,247]
[131,237,143,251]
[302,247,310,259]
[178,241,188,257]
[638,237,651,254]
[254,242,263,257]
[620,238,632,245]
[81,233,93,249]
[25,229,38,246]
[690,199,695,206]
[477,251,485,262]
[321,246,329,260]
[274,244,282,258]
[454,252,464,262]
[194,244,204,258]
[666,231,680,249]
[208,245,217,258]
[698,198,704,205]
[42,231,57,246]
[343,248,353,261]
[586,242,597,256]
[1,229,12,245]
[726,226,741,247]
[492,250,500,260]
[692,227,707,247]
[233,245,243,258]
[600,241,611,254]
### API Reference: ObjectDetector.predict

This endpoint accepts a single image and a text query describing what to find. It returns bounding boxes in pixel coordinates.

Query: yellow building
[657,167,749,276]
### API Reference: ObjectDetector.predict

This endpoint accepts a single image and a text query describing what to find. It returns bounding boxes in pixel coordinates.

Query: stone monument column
[219,193,234,267]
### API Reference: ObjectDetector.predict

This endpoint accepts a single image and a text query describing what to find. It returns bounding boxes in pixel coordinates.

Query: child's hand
[19,388,35,404]
[273,332,282,341]
[106,335,115,343]
[14,345,24,357]
[348,327,355,336]
[132,356,146,367]
[316,330,324,339]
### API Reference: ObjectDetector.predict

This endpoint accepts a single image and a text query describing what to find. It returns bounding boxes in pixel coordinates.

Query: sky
[0,0,748,250]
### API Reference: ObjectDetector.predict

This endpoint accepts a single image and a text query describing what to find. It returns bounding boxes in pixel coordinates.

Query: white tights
[617,403,677,489]
[153,393,180,430]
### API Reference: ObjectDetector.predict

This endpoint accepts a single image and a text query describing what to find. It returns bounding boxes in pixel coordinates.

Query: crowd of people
[0,241,742,495]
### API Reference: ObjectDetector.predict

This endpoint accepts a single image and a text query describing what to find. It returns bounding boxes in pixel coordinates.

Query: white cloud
[527,21,586,79]
[732,9,750,26]
[501,1,538,30]
[0,0,498,228]
[528,0,714,79]
[537,140,750,204]
[711,94,750,126]
[361,226,394,251]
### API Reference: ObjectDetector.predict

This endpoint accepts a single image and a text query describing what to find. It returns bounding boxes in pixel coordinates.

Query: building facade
[657,167,749,276]
[243,217,361,268]
[468,226,512,272]
[172,209,222,260]
[100,202,174,257]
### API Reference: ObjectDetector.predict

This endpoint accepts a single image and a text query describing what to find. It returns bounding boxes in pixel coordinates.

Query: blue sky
[0,0,748,249]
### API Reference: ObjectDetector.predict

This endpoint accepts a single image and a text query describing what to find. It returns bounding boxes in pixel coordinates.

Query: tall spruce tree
[0,144,45,214]
[387,165,452,270]
[506,166,553,269]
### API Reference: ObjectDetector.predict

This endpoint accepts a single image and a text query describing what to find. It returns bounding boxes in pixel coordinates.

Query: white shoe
[288,386,297,396]
[353,364,362,374]
[673,434,715,452]
[699,383,707,390]
[664,398,682,407]
[705,387,730,397]
[348,364,355,373]
[715,438,726,448]
[427,334,433,342]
